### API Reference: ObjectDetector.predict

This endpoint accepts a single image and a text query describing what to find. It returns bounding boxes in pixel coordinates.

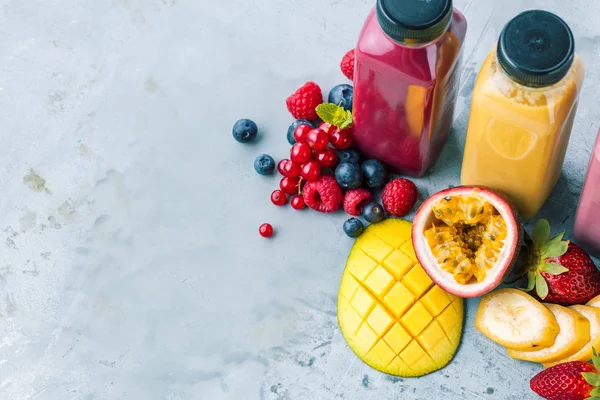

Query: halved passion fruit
[412,186,523,298]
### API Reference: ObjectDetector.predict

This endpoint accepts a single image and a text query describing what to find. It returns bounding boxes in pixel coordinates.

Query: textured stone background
[1,0,599,399]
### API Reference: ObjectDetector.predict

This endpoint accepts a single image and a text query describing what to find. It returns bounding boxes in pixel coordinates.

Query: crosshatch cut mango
[337,219,464,377]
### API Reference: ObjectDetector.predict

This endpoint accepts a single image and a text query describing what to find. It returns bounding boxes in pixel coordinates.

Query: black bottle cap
[497,10,575,88]
[376,0,452,44]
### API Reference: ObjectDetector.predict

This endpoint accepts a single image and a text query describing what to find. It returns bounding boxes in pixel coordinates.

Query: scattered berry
[335,162,363,190]
[293,123,312,143]
[259,223,274,238]
[314,148,339,168]
[254,154,275,176]
[361,159,388,188]
[291,195,306,210]
[291,142,312,164]
[282,161,302,178]
[307,129,329,151]
[341,49,355,80]
[303,175,343,213]
[301,160,322,181]
[382,178,419,217]
[329,84,353,111]
[363,202,385,224]
[343,218,365,238]
[271,190,288,206]
[318,122,337,136]
[232,119,258,143]
[286,81,323,120]
[343,189,373,216]
[287,119,315,145]
[339,148,361,164]
[280,176,300,195]
[278,159,290,176]
[330,129,353,150]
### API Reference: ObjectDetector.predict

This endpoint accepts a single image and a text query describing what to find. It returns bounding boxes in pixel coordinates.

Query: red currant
[271,190,287,206]
[278,159,290,176]
[301,160,322,181]
[318,122,336,136]
[259,223,274,238]
[330,129,353,149]
[290,142,312,164]
[307,129,329,151]
[291,195,305,210]
[293,124,312,143]
[280,176,300,195]
[314,148,339,168]
[282,161,302,178]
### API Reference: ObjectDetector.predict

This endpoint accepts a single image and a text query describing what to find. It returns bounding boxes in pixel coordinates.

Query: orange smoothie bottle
[461,10,584,220]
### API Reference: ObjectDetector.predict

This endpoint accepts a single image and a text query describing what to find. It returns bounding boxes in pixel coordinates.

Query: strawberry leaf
[586,397,600,400]
[582,372,600,387]
[535,271,549,300]
[521,271,536,292]
[591,388,600,396]
[540,261,569,275]
[593,347,600,371]
[532,219,551,250]
[541,231,569,259]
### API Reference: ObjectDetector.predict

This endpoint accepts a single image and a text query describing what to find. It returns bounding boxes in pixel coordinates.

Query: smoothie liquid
[574,131,600,258]
[353,0,467,177]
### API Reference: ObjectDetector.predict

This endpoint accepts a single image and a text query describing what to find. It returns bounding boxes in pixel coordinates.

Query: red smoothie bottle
[353,0,467,176]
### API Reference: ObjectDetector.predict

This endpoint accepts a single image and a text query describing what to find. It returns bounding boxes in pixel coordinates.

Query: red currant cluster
[271,122,353,209]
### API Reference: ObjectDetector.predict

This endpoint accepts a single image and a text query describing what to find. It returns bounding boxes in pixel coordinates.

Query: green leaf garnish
[590,387,600,397]
[583,372,600,387]
[540,262,569,275]
[593,347,600,372]
[535,271,549,300]
[522,270,536,292]
[316,103,353,129]
[541,232,569,259]
[532,219,551,250]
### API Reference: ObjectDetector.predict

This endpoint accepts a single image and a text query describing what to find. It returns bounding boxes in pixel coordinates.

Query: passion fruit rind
[412,186,524,298]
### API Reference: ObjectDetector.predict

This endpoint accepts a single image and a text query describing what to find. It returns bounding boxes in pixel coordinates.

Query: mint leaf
[541,262,569,275]
[535,271,549,300]
[316,103,353,129]
[541,232,569,259]
[316,103,339,125]
[532,219,551,249]
[583,372,600,387]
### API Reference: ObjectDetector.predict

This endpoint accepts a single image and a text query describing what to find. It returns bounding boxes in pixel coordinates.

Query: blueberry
[343,218,365,238]
[363,202,385,224]
[254,154,275,175]
[361,160,388,188]
[335,162,363,190]
[233,119,258,143]
[338,148,361,164]
[328,84,353,111]
[287,119,316,145]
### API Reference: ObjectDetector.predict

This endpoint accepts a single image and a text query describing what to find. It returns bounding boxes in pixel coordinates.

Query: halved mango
[542,305,600,368]
[507,304,590,364]
[476,289,559,351]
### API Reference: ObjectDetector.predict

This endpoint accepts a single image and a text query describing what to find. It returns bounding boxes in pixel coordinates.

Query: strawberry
[525,219,600,305]
[530,350,600,400]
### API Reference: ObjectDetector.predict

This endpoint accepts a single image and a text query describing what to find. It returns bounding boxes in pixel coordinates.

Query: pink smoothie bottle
[574,130,600,257]
[353,0,467,176]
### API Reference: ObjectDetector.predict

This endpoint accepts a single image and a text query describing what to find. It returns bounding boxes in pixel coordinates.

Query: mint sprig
[316,103,353,129]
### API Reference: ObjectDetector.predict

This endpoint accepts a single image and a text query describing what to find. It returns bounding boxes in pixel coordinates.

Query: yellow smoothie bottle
[461,10,584,220]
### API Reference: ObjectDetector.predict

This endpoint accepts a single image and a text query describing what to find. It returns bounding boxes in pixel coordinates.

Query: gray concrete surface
[1,0,599,399]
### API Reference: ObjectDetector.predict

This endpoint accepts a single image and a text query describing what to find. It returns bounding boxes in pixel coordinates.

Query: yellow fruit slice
[588,294,600,308]
[542,305,600,368]
[338,219,464,377]
[508,304,590,363]
[475,289,559,351]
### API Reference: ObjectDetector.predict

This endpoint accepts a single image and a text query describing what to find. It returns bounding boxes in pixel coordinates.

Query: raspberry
[286,82,323,120]
[341,49,355,81]
[303,175,343,213]
[343,189,373,216]
[382,178,418,217]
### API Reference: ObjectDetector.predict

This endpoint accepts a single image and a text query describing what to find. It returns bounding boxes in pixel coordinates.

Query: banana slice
[588,294,600,308]
[508,304,590,363]
[476,289,559,351]
[542,305,600,368]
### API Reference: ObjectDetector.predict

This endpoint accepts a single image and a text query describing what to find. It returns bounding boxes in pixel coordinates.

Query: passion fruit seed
[425,196,507,284]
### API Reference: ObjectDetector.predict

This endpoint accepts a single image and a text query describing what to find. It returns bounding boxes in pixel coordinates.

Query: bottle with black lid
[461,10,585,220]
[352,0,468,177]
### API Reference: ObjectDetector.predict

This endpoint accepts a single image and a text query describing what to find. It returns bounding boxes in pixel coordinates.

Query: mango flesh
[337,219,464,377]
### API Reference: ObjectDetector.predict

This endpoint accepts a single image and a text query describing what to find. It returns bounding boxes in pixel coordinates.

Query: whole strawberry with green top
[530,349,600,399]
[525,219,600,306]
